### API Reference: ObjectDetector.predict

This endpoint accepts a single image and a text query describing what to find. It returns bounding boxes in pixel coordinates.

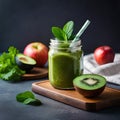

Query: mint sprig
[63,21,74,39]
[16,91,42,106]
[52,20,90,43]
[52,27,67,41]
[52,21,74,41]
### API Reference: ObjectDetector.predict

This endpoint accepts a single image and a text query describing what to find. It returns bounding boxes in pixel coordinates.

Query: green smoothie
[49,50,83,89]
[49,20,89,89]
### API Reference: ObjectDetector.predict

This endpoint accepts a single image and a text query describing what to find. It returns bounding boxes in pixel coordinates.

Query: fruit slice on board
[73,74,106,98]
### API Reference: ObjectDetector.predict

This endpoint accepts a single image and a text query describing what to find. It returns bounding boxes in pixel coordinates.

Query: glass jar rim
[50,39,81,43]
[49,39,82,50]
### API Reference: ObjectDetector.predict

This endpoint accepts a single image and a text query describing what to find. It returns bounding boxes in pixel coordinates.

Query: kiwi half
[73,74,106,98]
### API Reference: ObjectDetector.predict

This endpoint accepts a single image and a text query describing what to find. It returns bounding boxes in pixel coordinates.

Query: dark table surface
[0,77,120,120]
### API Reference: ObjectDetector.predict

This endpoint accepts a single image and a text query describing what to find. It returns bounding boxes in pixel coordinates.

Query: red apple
[94,45,115,65]
[23,42,48,67]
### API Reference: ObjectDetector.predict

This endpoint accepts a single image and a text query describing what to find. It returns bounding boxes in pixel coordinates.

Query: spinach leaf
[16,91,42,106]
[23,98,42,106]
[16,91,35,102]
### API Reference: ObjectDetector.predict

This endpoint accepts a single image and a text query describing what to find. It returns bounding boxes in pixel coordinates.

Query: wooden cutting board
[32,80,120,111]
[22,67,48,80]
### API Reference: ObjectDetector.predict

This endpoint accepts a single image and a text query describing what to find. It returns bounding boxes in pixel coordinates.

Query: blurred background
[0,0,119,54]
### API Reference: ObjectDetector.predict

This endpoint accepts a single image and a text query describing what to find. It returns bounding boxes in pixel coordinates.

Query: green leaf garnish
[63,21,74,39]
[51,21,74,41]
[52,27,67,41]
[51,20,90,43]
[16,91,42,106]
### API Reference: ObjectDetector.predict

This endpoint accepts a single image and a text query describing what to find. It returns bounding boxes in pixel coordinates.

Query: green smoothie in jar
[49,20,90,89]
[49,40,83,89]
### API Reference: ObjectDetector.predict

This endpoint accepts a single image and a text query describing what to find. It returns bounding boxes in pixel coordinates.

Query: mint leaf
[52,27,67,41]
[16,91,35,102]
[51,21,75,41]
[23,98,42,106]
[16,91,42,106]
[63,21,74,40]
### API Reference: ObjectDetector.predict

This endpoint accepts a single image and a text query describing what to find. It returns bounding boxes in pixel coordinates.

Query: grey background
[0,0,120,54]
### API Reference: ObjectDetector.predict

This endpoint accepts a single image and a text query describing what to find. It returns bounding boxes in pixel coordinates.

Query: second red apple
[94,45,115,65]
[23,42,48,67]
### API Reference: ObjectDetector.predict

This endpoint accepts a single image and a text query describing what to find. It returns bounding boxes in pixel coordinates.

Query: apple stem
[32,45,38,49]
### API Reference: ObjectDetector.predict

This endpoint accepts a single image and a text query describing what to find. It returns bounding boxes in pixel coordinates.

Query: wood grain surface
[32,80,120,111]
[22,67,48,80]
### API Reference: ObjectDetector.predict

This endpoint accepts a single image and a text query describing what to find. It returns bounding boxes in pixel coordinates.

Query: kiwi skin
[74,85,106,98]
[73,74,106,98]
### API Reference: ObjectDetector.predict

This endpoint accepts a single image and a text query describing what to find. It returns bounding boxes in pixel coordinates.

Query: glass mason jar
[48,39,83,89]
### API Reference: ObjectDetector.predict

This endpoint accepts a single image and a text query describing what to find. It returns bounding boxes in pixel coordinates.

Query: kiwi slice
[73,74,106,98]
